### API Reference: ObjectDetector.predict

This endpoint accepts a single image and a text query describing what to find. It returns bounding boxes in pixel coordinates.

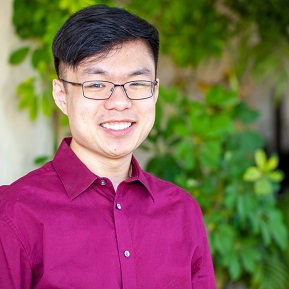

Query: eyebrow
[128,68,153,78]
[81,67,154,78]
[82,67,107,76]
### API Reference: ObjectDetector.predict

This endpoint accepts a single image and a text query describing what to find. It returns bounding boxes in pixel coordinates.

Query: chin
[106,149,132,159]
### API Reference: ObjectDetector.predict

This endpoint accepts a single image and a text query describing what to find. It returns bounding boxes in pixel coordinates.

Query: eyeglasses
[59,79,158,100]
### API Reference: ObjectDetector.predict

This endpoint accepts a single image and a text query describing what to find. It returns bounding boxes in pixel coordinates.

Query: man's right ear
[52,79,68,115]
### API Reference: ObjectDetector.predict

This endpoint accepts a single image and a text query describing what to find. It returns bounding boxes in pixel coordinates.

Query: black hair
[52,4,159,77]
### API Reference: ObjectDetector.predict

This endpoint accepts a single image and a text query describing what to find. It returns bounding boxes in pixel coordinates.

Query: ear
[153,78,160,103]
[52,79,68,115]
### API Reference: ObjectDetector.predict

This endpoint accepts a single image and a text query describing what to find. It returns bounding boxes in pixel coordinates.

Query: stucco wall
[0,0,53,184]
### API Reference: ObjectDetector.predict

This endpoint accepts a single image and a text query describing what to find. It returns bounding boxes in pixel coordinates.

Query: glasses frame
[59,78,158,100]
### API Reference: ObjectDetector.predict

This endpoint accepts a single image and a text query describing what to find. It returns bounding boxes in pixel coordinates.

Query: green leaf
[243,167,262,182]
[29,96,38,120]
[240,243,262,273]
[31,46,50,69]
[232,101,259,124]
[248,212,260,234]
[224,185,238,209]
[59,0,99,14]
[267,171,284,182]
[264,155,279,171]
[260,222,272,246]
[9,46,30,64]
[41,89,53,117]
[159,86,179,103]
[16,78,37,113]
[237,193,255,223]
[233,131,264,154]
[252,253,289,289]
[189,102,211,136]
[237,194,247,223]
[174,123,190,138]
[229,254,242,280]
[209,113,234,137]
[255,149,267,170]
[205,85,238,107]
[213,225,235,255]
[174,139,195,170]
[199,141,221,170]
[254,179,273,195]
[60,114,69,127]
[268,210,288,250]
[34,155,51,165]
[146,154,181,182]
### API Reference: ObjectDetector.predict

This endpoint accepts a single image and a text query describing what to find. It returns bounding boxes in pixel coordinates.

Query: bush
[142,84,289,289]
[9,1,289,287]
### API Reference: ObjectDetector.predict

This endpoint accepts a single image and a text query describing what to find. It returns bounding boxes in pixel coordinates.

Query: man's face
[53,40,159,163]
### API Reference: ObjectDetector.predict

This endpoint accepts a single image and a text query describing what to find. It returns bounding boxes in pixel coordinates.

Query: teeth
[101,122,132,130]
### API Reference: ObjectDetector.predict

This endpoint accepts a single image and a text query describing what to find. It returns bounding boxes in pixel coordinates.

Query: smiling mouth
[100,122,133,130]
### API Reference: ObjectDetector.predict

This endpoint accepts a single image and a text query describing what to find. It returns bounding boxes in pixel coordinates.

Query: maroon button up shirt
[0,138,216,289]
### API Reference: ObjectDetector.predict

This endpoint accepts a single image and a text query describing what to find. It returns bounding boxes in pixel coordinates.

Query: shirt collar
[128,156,156,203]
[53,138,156,202]
[52,138,98,201]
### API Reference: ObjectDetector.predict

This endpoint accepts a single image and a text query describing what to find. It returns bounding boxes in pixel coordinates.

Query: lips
[100,122,132,130]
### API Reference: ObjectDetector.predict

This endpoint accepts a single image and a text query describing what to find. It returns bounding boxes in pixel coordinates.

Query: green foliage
[224,0,289,100]
[225,0,289,42]
[9,46,30,64]
[125,0,289,99]
[16,77,37,120]
[142,84,289,288]
[10,0,62,121]
[10,0,113,127]
[126,0,228,66]
[10,0,289,287]
[252,252,289,289]
[244,149,284,195]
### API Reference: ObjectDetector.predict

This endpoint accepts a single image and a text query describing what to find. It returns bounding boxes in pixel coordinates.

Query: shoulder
[141,170,206,237]
[0,164,55,271]
[142,170,192,197]
[0,161,56,208]
[142,170,200,209]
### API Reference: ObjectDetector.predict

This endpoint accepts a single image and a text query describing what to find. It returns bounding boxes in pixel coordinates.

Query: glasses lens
[124,81,154,99]
[83,81,114,99]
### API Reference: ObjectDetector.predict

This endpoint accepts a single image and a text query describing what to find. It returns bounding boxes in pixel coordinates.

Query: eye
[88,82,106,89]
[129,81,150,88]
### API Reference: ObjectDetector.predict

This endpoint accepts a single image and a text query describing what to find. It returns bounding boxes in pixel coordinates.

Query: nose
[104,85,132,111]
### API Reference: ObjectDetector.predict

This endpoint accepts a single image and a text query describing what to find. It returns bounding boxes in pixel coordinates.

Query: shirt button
[124,250,130,258]
[100,179,106,185]
[116,203,122,210]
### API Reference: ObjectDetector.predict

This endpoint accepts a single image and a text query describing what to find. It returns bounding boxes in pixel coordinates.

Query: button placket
[114,184,137,288]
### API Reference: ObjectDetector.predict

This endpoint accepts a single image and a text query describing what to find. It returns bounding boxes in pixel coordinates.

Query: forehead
[71,40,156,79]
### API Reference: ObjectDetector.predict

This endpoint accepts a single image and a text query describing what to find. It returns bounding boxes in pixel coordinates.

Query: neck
[70,141,133,191]
[98,158,132,190]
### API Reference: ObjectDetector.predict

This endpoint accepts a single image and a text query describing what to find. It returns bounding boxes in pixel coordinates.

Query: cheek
[66,105,89,131]
[141,104,156,130]
[67,98,91,120]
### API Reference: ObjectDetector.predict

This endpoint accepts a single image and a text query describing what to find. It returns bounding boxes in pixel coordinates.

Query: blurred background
[1,0,289,288]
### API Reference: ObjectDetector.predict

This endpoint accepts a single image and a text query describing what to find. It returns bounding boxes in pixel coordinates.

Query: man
[0,5,216,289]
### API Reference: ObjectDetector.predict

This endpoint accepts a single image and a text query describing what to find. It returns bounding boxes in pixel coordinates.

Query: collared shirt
[0,138,216,289]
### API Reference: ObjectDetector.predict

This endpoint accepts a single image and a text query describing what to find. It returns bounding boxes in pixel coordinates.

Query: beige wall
[0,0,53,184]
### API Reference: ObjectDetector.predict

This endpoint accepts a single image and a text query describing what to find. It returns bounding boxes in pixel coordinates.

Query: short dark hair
[52,4,159,77]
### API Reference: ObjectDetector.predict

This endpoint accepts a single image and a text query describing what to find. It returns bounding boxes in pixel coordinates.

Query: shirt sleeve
[0,217,32,289]
[191,206,216,289]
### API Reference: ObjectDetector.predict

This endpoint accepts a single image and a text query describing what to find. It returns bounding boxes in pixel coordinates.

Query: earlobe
[52,79,68,115]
